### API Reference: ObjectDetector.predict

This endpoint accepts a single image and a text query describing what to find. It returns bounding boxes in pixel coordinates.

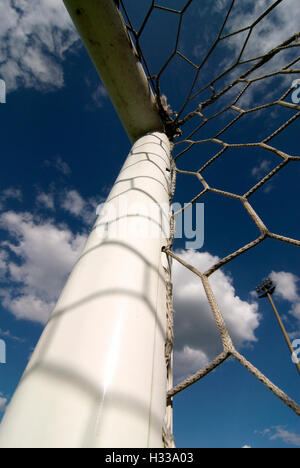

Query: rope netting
[119,0,300,445]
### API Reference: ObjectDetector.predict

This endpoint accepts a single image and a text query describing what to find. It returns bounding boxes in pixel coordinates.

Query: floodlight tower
[256,278,300,376]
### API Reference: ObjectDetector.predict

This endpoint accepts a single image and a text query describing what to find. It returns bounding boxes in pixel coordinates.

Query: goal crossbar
[63,0,164,143]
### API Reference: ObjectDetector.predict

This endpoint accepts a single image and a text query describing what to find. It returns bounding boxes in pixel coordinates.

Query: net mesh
[119,0,300,445]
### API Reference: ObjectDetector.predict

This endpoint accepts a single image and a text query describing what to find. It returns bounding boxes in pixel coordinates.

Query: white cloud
[242,445,252,449]
[61,189,98,226]
[269,271,300,337]
[0,211,87,324]
[84,78,108,110]
[212,0,228,13]
[91,84,108,109]
[61,189,85,217]
[1,188,22,201]
[269,427,300,446]
[173,250,260,382]
[174,346,208,381]
[258,426,300,447]
[0,0,79,92]
[290,302,300,322]
[0,187,22,210]
[44,156,71,177]
[222,0,300,64]
[0,185,99,325]
[262,184,274,195]
[36,192,55,210]
[1,293,55,325]
[36,186,99,225]
[211,0,300,108]
[271,271,299,303]
[0,251,8,275]
[255,428,271,437]
[251,160,272,180]
[0,327,26,343]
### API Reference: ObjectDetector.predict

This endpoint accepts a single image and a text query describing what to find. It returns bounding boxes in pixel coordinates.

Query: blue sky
[0,0,300,448]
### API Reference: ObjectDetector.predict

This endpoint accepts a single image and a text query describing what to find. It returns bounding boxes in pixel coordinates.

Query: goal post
[0,132,172,448]
[0,0,172,449]
[63,0,164,142]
